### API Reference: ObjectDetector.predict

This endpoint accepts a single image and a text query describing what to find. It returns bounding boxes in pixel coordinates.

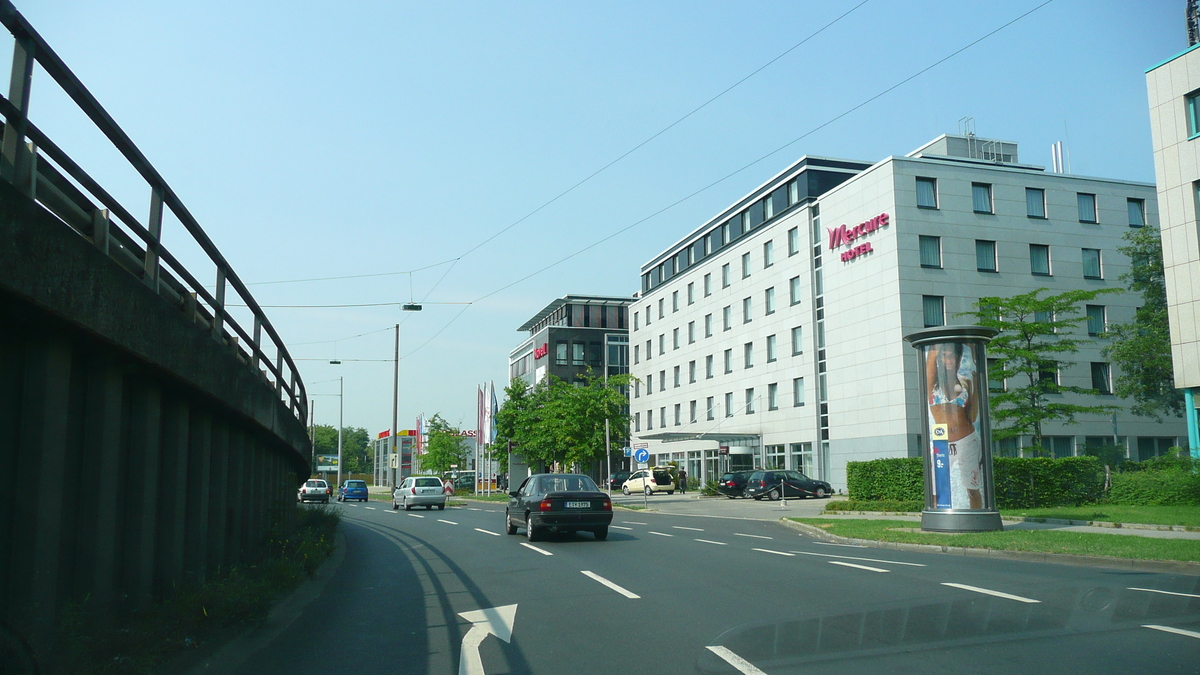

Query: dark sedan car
[506,473,613,541]
[744,470,832,500]
[607,470,631,491]
[715,470,753,498]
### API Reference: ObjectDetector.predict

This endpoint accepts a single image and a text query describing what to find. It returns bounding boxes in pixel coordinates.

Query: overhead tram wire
[392,0,1057,362]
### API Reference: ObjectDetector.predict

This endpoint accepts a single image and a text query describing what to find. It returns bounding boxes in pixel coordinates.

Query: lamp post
[336,375,343,488]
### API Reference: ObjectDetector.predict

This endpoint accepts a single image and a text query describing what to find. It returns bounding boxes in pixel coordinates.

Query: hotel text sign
[828,212,889,262]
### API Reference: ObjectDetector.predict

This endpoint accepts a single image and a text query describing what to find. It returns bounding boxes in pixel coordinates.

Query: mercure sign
[828,212,889,262]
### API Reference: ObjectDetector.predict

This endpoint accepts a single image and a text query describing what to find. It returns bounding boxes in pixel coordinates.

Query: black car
[506,473,613,541]
[716,470,753,499]
[608,470,631,490]
[744,470,832,500]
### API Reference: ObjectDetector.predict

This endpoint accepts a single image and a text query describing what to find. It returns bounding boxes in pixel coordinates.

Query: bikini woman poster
[924,342,986,510]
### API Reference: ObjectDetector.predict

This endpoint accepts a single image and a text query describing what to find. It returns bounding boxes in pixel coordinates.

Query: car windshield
[539,475,598,493]
[415,477,442,487]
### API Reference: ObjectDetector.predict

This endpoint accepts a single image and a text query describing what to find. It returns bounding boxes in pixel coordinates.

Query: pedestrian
[677,467,687,494]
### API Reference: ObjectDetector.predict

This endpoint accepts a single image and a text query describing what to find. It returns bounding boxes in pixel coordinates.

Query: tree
[1103,225,1183,421]
[965,287,1120,452]
[310,424,369,473]
[420,413,467,475]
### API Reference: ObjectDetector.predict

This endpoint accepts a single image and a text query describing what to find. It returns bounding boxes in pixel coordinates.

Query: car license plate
[565,501,590,508]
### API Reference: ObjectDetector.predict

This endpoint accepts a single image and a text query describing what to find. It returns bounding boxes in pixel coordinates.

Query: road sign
[632,442,648,449]
[633,448,650,463]
[623,447,632,457]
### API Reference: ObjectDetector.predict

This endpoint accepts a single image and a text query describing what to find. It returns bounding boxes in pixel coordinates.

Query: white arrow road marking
[695,539,727,546]
[1144,624,1200,640]
[734,533,772,540]
[753,548,794,557]
[706,646,768,675]
[475,528,501,536]
[458,604,517,675]
[942,583,1040,604]
[519,543,552,556]
[790,551,926,566]
[673,526,704,531]
[581,571,640,599]
[828,560,890,573]
[438,519,459,525]
[1129,587,1200,599]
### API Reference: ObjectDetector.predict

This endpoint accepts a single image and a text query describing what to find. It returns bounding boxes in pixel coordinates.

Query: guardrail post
[212,268,226,344]
[143,186,163,291]
[1,33,33,187]
[92,208,110,254]
[252,316,263,373]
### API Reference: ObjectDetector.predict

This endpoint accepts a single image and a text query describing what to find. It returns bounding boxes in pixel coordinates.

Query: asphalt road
[231,500,1200,675]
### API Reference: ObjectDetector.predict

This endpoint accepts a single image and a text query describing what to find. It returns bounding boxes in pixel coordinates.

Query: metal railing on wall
[0,0,307,424]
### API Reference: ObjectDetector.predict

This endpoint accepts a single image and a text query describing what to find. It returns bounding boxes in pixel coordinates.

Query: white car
[393,476,448,511]
[621,467,675,496]
[298,478,331,503]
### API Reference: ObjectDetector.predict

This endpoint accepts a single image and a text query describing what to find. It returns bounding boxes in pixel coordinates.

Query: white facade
[630,135,1185,491]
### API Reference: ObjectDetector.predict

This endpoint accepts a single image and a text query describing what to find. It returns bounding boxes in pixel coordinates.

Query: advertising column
[904,326,1002,532]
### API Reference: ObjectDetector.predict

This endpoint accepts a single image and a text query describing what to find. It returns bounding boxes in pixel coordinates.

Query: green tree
[420,413,467,475]
[965,287,1120,452]
[1103,225,1183,421]
[310,425,370,473]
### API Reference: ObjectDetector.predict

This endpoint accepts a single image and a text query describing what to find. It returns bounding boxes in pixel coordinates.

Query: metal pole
[392,324,399,487]
[337,376,344,489]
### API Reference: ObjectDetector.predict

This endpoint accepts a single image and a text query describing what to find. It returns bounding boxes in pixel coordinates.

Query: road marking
[365,507,377,510]
[648,531,674,537]
[673,525,704,531]
[520,543,553,556]
[611,526,633,530]
[438,519,458,525]
[812,541,865,548]
[581,571,640,599]
[696,539,727,546]
[468,508,481,511]
[828,560,890,573]
[407,514,425,518]
[623,521,648,525]
[475,528,501,536]
[790,551,926,567]
[734,533,773,540]
[384,510,395,514]
[752,548,794,557]
[1129,587,1200,599]
[706,646,768,675]
[1144,624,1200,640]
[458,604,517,675]
[942,583,1040,604]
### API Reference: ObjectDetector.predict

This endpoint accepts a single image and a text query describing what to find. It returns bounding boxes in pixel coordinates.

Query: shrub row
[845,457,923,502]
[825,499,923,513]
[1107,470,1200,506]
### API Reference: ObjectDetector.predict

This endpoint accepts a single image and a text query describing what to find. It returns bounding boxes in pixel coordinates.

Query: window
[555,340,568,365]
[763,241,774,268]
[687,282,695,304]
[790,276,802,305]
[645,339,652,360]
[646,409,653,430]
[972,183,992,213]
[672,291,679,312]
[705,355,714,379]
[645,305,651,326]
[646,373,652,393]
[1086,305,1106,336]
[764,287,775,315]
[791,326,803,355]
[922,295,945,327]
[658,298,664,319]
[788,227,799,256]
[1034,309,1055,327]
[1138,436,1177,461]
[745,388,756,414]
[1039,364,1059,385]
[1091,362,1112,394]
[1077,193,1097,223]
[723,306,731,331]
[768,383,778,410]
[1082,248,1102,279]
[976,239,997,272]
[633,313,639,331]
[916,177,938,208]
[674,403,681,426]
[704,314,713,337]
[634,380,640,398]
[793,377,805,406]
[721,264,730,288]
[1127,198,1145,227]
[706,396,715,421]
[673,365,680,388]
[660,407,666,428]
[1030,244,1051,276]
[1026,188,1046,218]
[1188,89,1200,137]
[658,334,665,355]
[688,321,695,344]
[766,334,777,362]
[689,400,697,423]
[689,360,696,383]
[744,342,754,369]
[742,252,751,279]
[742,297,752,323]
[724,349,733,374]
[919,235,942,268]
[703,273,712,297]
[987,358,1004,392]
[724,392,734,418]
[659,370,665,391]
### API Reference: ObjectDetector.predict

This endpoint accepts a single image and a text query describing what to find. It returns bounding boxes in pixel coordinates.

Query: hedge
[1107,470,1200,506]
[846,456,1104,509]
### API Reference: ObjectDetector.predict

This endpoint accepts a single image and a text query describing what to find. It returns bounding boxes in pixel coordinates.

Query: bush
[1107,469,1200,506]
[846,457,923,501]
[825,499,923,513]
[701,479,720,496]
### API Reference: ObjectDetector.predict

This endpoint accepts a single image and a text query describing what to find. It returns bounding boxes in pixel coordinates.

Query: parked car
[393,476,448,511]
[337,479,368,502]
[621,467,675,496]
[716,470,754,499]
[608,470,631,490]
[506,473,612,541]
[744,470,832,500]
[298,478,331,503]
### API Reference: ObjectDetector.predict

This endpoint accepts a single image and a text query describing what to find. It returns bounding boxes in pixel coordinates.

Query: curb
[779,519,1200,576]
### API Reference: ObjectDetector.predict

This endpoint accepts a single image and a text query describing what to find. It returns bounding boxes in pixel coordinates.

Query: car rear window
[748,472,764,481]
[346,480,366,487]
[541,475,598,492]
[414,478,442,487]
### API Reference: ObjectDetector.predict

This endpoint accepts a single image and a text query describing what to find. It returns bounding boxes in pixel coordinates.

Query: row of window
[635,377,807,431]
[633,328,804,397]
[918,236,1107,279]
[994,436,1176,461]
[922,295,1111,338]
[635,281,804,359]
[915,177,1147,227]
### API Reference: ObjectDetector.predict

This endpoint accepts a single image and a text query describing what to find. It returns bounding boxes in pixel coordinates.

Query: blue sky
[9,0,1182,433]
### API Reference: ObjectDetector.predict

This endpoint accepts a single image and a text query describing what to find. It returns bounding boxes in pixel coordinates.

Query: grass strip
[788,517,1200,563]
[1001,505,1200,528]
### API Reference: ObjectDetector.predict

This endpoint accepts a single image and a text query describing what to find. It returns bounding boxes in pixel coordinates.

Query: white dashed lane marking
[611,526,633,530]
[581,571,640,599]
[365,507,377,510]
[520,543,553,556]
[752,548,794,557]
[474,528,501,536]
[790,550,926,567]
[695,539,727,546]
[828,560,889,573]
[438,519,458,525]
[1129,587,1200,599]
[672,526,704,532]
[622,521,648,525]
[1144,625,1200,640]
[706,646,769,675]
[648,531,674,537]
[812,541,865,548]
[942,583,1040,604]
[407,514,424,519]
[734,533,772,540]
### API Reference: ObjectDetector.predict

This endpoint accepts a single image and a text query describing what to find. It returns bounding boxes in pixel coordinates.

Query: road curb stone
[780,519,1200,576]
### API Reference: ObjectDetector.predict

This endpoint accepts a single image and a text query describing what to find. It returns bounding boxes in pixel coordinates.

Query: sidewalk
[818,510,1200,540]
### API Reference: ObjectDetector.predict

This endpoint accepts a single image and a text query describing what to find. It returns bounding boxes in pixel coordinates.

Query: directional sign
[633,448,650,464]
[458,604,517,675]
[623,447,632,457]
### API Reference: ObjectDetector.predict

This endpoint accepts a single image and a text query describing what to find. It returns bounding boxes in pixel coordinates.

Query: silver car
[392,476,448,511]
